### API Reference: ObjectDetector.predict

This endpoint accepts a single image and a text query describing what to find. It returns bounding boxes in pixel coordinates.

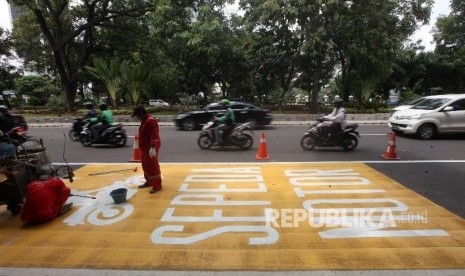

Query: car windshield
[406,97,424,105]
[411,98,451,110]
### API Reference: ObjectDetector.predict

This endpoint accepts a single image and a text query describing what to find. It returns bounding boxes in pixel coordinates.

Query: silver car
[388,94,465,139]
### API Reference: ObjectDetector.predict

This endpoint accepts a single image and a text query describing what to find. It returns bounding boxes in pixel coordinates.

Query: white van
[388,94,465,139]
[149,99,169,107]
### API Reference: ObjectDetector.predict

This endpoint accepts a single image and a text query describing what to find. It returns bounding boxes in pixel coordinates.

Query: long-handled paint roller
[88,167,138,176]
[70,194,96,199]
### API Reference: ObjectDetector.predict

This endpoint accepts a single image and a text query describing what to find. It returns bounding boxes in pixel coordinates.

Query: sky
[0,0,452,51]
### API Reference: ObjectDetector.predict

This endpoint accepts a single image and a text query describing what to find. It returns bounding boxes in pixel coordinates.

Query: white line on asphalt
[52,160,465,166]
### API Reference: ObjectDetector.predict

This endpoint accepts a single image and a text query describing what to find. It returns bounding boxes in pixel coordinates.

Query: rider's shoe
[58,203,73,216]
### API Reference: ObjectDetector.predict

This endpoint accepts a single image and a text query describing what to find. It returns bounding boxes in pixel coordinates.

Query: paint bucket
[109,188,128,204]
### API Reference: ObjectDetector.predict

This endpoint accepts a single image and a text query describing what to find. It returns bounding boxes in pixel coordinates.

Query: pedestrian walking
[132,105,162,194]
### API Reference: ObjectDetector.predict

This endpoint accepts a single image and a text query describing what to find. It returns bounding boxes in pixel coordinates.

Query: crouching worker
[21,165,73,224]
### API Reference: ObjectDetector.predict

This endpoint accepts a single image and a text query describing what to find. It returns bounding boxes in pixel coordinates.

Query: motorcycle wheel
[301,134,317,150]
[114,134,127,147]
[342,134,358,151]
[239,134,253,150]
[198,134,213,149]
[69,130,80,141]
[80,136,93,147]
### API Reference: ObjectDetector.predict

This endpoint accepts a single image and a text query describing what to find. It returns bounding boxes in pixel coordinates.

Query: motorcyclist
[0,130,16,160]
[82,102,97,119]
[214,99,235,145]
[0,105,15,133]
[322,98,346,139]
[90,102,113,140]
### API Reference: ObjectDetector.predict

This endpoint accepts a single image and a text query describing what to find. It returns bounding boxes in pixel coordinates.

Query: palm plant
[120,61,151,105]
[85,58,121,108]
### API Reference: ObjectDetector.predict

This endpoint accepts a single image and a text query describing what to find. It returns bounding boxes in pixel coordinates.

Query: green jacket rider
[214,99,235,144]
[90,102,113,139]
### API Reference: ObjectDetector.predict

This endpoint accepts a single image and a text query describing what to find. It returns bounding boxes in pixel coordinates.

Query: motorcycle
[6,126,28,146]
[300,117,360,151]
[79,122,127,147]
[197,121,254,150]
[69,118,87,141]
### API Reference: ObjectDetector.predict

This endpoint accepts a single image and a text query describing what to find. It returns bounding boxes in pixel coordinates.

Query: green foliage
[120,60,151,105]
[9,0,448,114]
[46,94,65,111]
[85,58,122,108]
[433,0,465,92]
[14,75,60,104]
[1,27,21,96]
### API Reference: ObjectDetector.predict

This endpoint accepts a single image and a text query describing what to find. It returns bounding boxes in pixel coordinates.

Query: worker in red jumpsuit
[21,166,73,224]
[132,105,162,194]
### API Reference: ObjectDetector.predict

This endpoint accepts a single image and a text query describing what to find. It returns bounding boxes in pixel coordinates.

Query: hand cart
[0,139,50,214]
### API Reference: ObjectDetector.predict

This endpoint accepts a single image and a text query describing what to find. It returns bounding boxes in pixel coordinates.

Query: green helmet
[220,99,230,106]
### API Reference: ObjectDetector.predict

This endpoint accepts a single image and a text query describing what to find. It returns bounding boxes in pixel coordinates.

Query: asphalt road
[26,124,465,219]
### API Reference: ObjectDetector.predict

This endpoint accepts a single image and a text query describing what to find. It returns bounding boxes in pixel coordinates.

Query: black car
[175,101,273,131]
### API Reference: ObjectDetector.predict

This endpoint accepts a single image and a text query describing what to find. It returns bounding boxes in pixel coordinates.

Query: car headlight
[176,114,188,119]
[397,114,421,120]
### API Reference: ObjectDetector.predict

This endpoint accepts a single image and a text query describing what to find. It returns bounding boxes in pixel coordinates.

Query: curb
[24,113,390,128]
[27,120,388,128]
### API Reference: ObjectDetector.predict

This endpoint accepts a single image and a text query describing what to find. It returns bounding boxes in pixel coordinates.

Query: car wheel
[416,124,436,140]
[182,119,197,131]
[300,134,316,151]
[197,134,213,149]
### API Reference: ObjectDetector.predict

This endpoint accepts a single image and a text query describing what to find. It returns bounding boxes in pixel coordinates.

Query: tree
[149,0,243,101]
[9,0,154,111]
[85,58,121,108]
[120,60,151,105]
[15,75,60,105]
[328,0,432,104]
[0,27,21,108]
[433,0,465,92]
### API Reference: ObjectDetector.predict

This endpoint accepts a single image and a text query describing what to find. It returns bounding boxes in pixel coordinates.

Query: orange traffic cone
[381,132,401,160]
[129,134,142,162]
[256,132,270,160]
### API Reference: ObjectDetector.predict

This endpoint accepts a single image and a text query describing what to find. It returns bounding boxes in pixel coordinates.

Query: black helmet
[333,99,343,108]
[97,102,107,110]
[84,102,94,109]
[132,105,147,117]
